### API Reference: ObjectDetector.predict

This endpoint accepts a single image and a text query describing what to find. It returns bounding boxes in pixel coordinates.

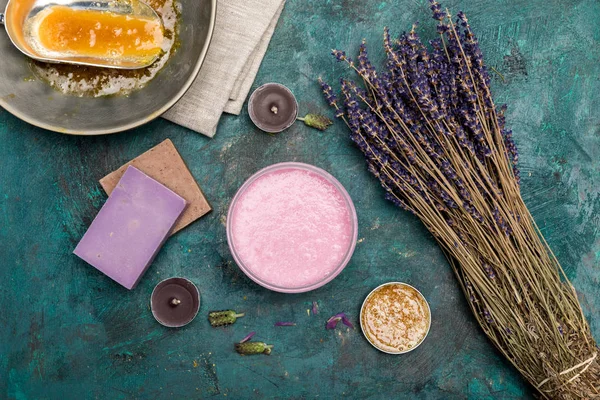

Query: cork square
[100,139,211,235]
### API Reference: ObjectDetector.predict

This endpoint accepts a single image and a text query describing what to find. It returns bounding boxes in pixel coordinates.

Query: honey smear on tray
[361,283,431,354]
[31,0,179,97]
[26,5,164,63]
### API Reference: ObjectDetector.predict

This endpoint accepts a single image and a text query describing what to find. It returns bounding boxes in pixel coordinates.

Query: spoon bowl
[1,0,164,69]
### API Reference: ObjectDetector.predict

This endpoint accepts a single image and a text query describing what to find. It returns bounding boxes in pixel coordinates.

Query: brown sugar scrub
[360,282,431,354]
[30,0,180,97]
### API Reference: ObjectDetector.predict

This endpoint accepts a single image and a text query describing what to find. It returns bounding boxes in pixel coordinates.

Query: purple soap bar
[74,166,187,289]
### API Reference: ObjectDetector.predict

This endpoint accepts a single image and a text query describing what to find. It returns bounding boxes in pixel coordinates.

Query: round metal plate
[0,0,216,135]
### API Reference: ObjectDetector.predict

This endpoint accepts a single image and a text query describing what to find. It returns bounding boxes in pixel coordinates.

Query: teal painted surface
[1,0,599,398]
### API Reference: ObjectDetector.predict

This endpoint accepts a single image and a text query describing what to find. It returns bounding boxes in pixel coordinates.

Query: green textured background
[1,0,599,398]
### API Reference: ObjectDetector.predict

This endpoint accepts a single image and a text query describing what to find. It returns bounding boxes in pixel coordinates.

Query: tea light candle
[151,277,200,328]
[227,163,358,293]
[248,83,298,133]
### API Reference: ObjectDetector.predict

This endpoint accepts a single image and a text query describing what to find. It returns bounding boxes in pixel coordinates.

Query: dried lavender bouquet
[320,2,599,398]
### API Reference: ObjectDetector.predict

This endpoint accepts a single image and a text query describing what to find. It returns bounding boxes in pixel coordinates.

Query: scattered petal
[312,301,319,315]
[239,331,256,343]
[326,313,346,330]
[341,315,355,329]
[275,322,296,327]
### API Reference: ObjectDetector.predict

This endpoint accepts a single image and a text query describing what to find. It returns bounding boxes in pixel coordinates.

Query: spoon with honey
[1,0,164,69]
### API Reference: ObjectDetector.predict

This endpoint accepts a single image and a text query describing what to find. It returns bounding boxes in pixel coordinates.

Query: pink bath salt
[230,167,354,289]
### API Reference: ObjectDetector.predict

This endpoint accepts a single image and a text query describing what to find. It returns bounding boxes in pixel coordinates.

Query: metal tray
[0,0,216,135]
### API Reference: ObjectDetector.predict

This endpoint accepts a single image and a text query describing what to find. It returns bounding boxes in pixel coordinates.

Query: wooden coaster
[100,139,211,235]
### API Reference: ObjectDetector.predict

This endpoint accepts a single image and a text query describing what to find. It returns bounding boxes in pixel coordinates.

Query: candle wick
[270,106,278,115]
[170,298,181,306]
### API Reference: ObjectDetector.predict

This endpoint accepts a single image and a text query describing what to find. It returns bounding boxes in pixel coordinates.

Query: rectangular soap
[74,166,187,290]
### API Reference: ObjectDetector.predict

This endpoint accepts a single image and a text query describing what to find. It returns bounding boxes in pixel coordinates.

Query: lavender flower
[318,78,338,108]
[358,40,376,80]
[493,207,513,236]
[429,0,445,21]
[385,192,413,212]
[332,49,350,63]
[483,309,494,324]
[483,263,496,279]
[320,5,520,235]
[464,279,477,302]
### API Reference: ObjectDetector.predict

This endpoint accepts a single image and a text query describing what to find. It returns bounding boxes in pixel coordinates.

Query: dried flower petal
[326,313,346,330]
[327,313,355,330]
[274,322,296,327]
[239,331,256,343]
[341,315,355,329]
[312,301,319,315]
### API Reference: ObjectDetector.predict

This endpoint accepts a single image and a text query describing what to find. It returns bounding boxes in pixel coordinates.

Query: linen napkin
[163,0,286,137]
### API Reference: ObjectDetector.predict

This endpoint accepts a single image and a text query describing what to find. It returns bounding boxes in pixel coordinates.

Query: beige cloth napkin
[163,0,286,137]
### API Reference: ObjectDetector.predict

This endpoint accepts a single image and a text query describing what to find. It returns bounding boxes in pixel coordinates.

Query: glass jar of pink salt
[227,162,358,293]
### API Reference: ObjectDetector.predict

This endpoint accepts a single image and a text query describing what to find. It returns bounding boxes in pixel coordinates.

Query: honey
[31,0,179,97]
[360,283,431,353]
[30,5,164,62]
